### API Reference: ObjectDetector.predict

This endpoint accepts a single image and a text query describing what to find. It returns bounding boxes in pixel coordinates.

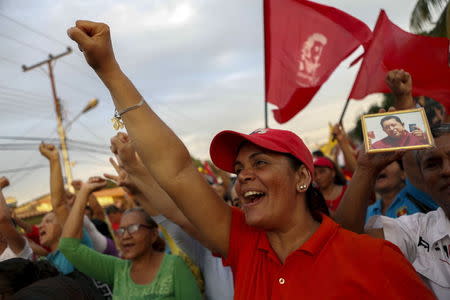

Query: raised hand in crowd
[0,177,33,261]
[39,143,59,161]
[104,158,140,195]
[332,123,357,173]
[71,179,83,192]
[69,20,230,257]
[334,107,404,234]
[38,143,68,223]
[385,69,414,110]
[107,132,200,238]
[62,177,107,240]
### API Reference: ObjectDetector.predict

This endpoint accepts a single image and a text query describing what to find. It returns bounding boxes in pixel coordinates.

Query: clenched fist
[39,143,59,161]
[67,20,119,76]
[0,177,9,189]
[385,69,412,97]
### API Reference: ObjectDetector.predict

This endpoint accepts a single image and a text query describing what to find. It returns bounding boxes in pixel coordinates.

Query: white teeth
[244,191,264,198]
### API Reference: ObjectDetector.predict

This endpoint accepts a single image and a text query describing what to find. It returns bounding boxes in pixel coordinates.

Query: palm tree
[410,0,449,36]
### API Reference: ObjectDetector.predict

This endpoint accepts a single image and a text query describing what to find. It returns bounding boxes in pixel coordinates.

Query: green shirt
[59,237,201,299]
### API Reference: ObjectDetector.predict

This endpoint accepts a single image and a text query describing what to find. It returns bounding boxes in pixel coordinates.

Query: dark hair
[423,97,445,127]
[318,157,347,186]
[431,123,450,138]
[0,258,59,295]
[285,154,330,221]
[395,159,404,171]
[123,207,166,252]
[380,115,403,128]
[105,205,121,215]
[312,150,324,157]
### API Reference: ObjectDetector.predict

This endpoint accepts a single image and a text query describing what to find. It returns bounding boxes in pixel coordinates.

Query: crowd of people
[0,20,448,299]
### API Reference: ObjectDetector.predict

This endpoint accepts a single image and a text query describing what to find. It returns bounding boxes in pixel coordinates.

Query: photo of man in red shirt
[371,115,427,149]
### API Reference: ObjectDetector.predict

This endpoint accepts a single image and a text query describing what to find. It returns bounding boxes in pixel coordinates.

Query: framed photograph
[361,108,434,153]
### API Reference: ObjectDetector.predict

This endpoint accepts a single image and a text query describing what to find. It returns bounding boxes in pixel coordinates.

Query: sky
[0,0,424,204]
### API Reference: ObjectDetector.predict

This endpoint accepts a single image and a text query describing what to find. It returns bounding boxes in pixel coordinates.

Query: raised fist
[110,132,144,173]
[67,20,119,75]
[0,177,10,189]
[39,143,59,160]
[385,69,412,97]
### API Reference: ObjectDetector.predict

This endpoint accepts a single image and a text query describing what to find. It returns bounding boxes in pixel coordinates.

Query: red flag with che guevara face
[264,0,372,123]
[349,10,450,112]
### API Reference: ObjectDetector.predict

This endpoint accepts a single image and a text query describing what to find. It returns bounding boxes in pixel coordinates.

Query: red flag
[349,10,450,112]
[264,0,372,123]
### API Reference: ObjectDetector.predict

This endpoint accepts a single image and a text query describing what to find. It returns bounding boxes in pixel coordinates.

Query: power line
[0,12,89,70]
[0,164,48,173]
[0,97,51,111]
[0,55,22,66]
[56,77,98,98]
[75,120,105,141]
[0,31,97,81]
[0,136,109,149]
[0,12,68,48]
[1,106,49,118]
[0,85,50,99]
[0,32,48,55]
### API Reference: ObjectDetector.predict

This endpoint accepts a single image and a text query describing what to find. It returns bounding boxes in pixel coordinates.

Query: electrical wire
[0,12,68,48]
[0,164,48,173]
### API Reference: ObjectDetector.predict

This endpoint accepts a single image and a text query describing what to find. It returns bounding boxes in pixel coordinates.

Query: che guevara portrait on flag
[361,108,434,153]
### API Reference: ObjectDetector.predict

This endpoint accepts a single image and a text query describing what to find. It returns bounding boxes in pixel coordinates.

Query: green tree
[410,0,449,36]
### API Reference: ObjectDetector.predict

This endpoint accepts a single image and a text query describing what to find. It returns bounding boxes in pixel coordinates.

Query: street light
[60,98,99,192]
[65,98,99,130]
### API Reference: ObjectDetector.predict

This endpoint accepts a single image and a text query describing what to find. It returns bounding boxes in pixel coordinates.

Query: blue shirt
[366,179,439,222]
[47,228,93,274]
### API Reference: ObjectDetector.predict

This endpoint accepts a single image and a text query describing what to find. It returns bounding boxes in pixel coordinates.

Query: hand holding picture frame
[361,108,434,153]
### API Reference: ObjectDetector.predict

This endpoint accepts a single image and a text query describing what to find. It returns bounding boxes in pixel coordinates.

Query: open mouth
[376,173,387,181]
[39,230,47,238]
[121,242,135,251]
[243,191,265,207]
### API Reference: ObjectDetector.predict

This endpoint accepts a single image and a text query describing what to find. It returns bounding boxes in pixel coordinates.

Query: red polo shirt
[223,207,435,299]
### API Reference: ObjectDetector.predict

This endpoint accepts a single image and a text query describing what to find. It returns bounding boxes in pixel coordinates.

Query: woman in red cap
[313,157,347,214]
[66,20,436,299]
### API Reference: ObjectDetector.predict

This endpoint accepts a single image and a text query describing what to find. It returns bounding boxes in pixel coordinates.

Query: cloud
[0,0,414,203]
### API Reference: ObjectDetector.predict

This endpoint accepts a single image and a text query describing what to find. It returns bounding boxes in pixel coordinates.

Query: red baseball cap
[313,157,335,169]
[210,128,314,176]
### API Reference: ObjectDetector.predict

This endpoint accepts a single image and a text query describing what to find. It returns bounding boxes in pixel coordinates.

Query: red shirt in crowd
[222,207,435,300]
[26,225,51,252]
[325,184,347,212]
[371,131,426,149]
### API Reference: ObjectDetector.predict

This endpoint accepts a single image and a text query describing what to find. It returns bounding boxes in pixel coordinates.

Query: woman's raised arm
[67,20,231,256]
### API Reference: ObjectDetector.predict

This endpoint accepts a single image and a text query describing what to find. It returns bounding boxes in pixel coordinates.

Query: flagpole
[264,101,268,128]
[263,0,269,129]
[338,98,350,125]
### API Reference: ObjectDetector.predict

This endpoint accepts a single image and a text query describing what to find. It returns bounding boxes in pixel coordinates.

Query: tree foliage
[410,0,448,33]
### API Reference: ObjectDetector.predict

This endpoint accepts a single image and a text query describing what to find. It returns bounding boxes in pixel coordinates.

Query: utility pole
[22,47,75,192]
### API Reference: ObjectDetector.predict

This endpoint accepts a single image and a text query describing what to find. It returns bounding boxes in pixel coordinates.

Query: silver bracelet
[111,98,146,130]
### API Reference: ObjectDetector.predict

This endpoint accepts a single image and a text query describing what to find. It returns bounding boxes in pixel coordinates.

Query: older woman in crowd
[65,20,437,299]
[58,177,201,299]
